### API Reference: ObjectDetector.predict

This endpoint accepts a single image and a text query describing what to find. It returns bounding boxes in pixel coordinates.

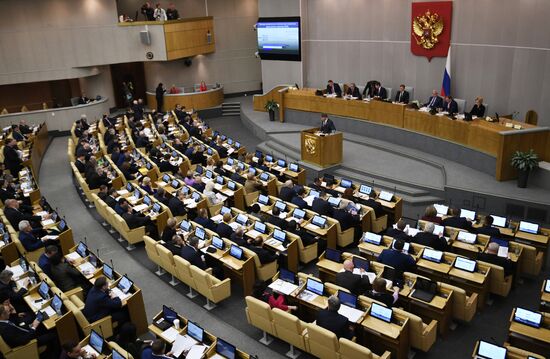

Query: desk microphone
[110,259,115,271]
[84,237,88,246]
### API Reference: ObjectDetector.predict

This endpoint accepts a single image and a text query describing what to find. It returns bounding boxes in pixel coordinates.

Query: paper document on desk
[157,181,167,187]
[304,224,319,231]
[183,199,196,206]
[133,204,149,212]
[407,228,420,237]
[42,235,59,241]
[223,165,233,172]
[269,279,298,295]
[229,222,241,231]
[41,219,55,226]
[82,345,100,357]
[298,290,319,302]
[227,148,235,155]
[186,345,207,359]
[35,211,48,217]
[214,183,223,191]
[304,196,315,207]
[338,305,364,323]
[65,252,81,262]
[161,327,180,343]
[247,229,261,238]
[497,246,509,258]
[30,299,46,310]
[216,193,227,202]
[117,189,129,196]
[111,287,131,302]
[43,305,56,317]
[78,262,96,276]
[211,214,223,223]
[8,265,24,279]
[171,335,197,357]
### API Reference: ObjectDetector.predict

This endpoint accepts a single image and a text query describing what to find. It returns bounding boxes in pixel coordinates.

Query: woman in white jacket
[154,3,167,21]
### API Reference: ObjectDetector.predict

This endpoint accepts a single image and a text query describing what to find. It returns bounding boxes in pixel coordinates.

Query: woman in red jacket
[268,292,297,312]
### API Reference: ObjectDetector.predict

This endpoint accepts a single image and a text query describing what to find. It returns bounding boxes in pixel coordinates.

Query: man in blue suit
[83,276,127,325]
[316,295,353,339]
[424,90,443,109]
[38,246,58,277]
[18,220,58,252]
[443,96,459,114]
[180,236,207,270]
[291,187,309,209]
[377,239,416,278]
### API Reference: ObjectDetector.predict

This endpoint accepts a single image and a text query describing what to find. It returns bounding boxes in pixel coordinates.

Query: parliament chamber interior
[1,1,550,359]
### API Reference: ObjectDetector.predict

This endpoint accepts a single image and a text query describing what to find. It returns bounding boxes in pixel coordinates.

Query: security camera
[253,23,257,31]
[254,51,260,58]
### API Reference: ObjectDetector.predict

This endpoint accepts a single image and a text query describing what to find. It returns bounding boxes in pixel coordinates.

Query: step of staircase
[221,102,241,117]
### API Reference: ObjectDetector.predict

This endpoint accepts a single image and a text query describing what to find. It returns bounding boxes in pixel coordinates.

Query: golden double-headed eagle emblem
[412,10,444,50]
[305,137,316,155]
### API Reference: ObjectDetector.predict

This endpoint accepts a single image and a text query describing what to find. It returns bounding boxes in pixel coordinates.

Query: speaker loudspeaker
[140,30,151,45]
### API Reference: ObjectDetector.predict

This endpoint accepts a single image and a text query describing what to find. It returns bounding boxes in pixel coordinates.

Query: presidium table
[253,86,550,181]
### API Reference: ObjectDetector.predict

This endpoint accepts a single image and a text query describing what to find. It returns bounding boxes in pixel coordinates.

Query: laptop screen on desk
[457,231,477,244]
[220,206,231,215]
[422,248,443,263]
[392,239,409,253]
[118,276,133,294]
[191,192,201,202]
[254,222,266,234]
[205,170,213,179]
[258,194,269,205]
[379,191,393,201]
[143,195,151,206]
[216,338,236,359]
[216,176,224,185]
[152,203,161,213]
[275,201,287,212]
[434,204,448,216]
[273,229,286,242]
[171,179,180,189]
[328,197,341,207]
[519,221,539,234]
[490,215,506,228]
[279,268,296,284]
[312,215,327,228]
[514,307,542,328]
[227,181,236,190]
[289,163,299,172]
[162,174,170,183]
[454,257,476,273]
[51,294,63,314]
[460,209,476,221]
[308,190,320,198]
[111,348,124,359]
[236,214,248,225]
[187,321,204,342]
[363,232,382,245]
[195,227,206,240]
[293,208,305,219]
[340,179,352,188]
[359,184,372,195]
[476,341,507,359]
[212,236,224,250]
[248,167,257,175]
[277,159,287,167]
[338,291,357,308]
[90,330,104,354]
[230,245,243,260]
[180,220,191,232]
[89,253,98,268]
[306,278,324,296]
[76,241,87,257]
[432,224,445,236]
[353,256,369,271]
[163,305,178,323]
[38,281,49,299]
[260,173,270,181]
[371,302,392,323]
[103,263,114,280]
[545,280,550,293]
[325,248,341,262]
[133,189,140,199]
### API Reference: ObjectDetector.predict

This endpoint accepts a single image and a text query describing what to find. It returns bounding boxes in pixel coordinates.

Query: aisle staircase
[221,102,241,117]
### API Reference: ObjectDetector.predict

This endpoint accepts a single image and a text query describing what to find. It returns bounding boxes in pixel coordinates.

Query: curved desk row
[254,87,550,181]
[0,98,110,132]
[146,86,224,112]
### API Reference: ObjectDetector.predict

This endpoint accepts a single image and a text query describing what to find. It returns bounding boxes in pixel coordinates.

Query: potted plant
[510,149,539,188]
[264,100,279,121]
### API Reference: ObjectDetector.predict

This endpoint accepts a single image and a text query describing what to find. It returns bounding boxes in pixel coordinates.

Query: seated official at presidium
[319,113,336,134]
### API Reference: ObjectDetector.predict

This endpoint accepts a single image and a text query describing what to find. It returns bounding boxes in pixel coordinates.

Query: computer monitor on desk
[475,340,507,359]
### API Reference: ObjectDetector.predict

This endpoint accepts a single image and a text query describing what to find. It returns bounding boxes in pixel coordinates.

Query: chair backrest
[272,308,306,350]
[454,98,466,113]
[157,245,175,272]
[64,299,90,329]
[405,86,415,101]
[525,110,538,125]
[174,256,194,286]
[385,87,392,101]
[144,236,161,263]
[245,296,274,333]
[339,338,373,359]
[190,265,212,296]
[307,323,339,359]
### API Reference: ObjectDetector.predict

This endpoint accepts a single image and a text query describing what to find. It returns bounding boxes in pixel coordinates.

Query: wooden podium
[301,128,343,167]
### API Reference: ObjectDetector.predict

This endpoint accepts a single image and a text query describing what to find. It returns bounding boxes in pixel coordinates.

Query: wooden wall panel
[164,17,215,60]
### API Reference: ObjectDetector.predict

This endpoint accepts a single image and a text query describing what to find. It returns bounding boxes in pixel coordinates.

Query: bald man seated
[335,259,371,296]
[477,242,515,276]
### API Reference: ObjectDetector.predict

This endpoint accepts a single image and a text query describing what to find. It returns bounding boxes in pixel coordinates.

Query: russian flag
[441,46,451,97]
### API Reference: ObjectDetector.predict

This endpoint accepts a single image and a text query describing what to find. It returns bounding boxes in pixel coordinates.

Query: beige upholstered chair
[272,308,307,357]
[65,298,114,338]
[190,265,231,310]
[143,235,165,276]
[246,247,278,281]
[339,338,391,359]
[394,307,437,352]
[0,337,41,359]
[440,283,477,322]
[304,323,339,359]
[245,296,277,345]
[174,256,198,298]
[481,261,513,297]
[157,245,179,286]
[336,222,354,248]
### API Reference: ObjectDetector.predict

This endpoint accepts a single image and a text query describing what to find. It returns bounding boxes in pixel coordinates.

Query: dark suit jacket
[375,87,387,99]
[168,197,187,217]
[3,146,22,174]
[216,222,234,239]
[161,227,176,243]
[332,208,358,231]
[312,198,332,216]
[195,216,216,231]
[75,160,86,173]
[363,198,384,218]
[279,187,295,202]
[346,86,362,100]
[267,215,287,230]
[0,321,36,348]
[162,241,182,256]
[19,231,44,252]
[4,207,41,228]
[385,228,412,242]
[442,216,473,231]
[366,290,395,308]
[443,100,458,114]
[104,195,117,209]
[180,245,206,270]
[249,245,277,265]
[291,196,308,209]
[470,104,486,117]
[317,309,352,339]
[83,287,122,323]
[122,212,149,229]
[394,90,410,104]
[478,252,515,276]
[230,232,248,247]
[378,249,416,275]
[335,270,371,295]
[425,96,443,109]
[320,118,336,134]
[326,83,342,97]
[476,225,501,237]
[413,232,448,252]
[50,262,81,292]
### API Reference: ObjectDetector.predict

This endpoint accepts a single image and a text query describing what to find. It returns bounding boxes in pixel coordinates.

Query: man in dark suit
[4,199,44,228]
[121,203,159,240]
[412,222,448,252]
[424,90,443,109]
[77,93,89,105]
[326,80,342,97]
[332,200,359,231]
[312,192,332,216]
[373,83,387,99]
[248,237,278,265]
[230,228,249,247]
[0,304,58,354]
[279,180,296,202]
[3,139,22,175]
[216,213,234,239]
[154,188,170,206]
[161,218,177,244]
[336,259,371,295]
[477,242,515,276]
[394,84,410,104]
[317,296,353,339]
[377,239,416,277]
[320,113,336,134]
[363,191,384,218]
[180,236,207,269]
[83,276,127,325]
[476,216,501,237]
[443,96,458,114]
[442,207,473,231]
[104,188,119,209]
[287,220,319,247]
[266,207,287,230]
[385,219,412,242]
[194,208,216,231]
[345,83,362,100]
[167,190,187,217]
[291,187,309,209]
[18,220,57,252]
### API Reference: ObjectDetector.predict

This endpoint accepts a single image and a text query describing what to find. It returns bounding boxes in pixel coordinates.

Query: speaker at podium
[300,126,343,168]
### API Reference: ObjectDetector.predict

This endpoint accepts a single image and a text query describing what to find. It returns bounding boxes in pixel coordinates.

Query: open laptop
[457,231,477,244]
[213,338,236,359]
[391,239,410,254]
[545,280,550,293]
[363,232,382,245]
[211,236,225,250]
[460,209,476,221]
[103,263,114,281]
[257,194,270,205]
[308,215,327,229]
[328,197,341,207]
[518,221,539,235]
[154,305,178,331]
[378,190,393,202]
[490,215,507,228]
[269,268,298,295]
[337,291,364,323]
[433,204,449,216]
[421,248,443,263]
[265,228,286,251]
[38,281,50,300]
[370,302,393,323]
[111,275,133,301]
[229,245,243,260]
[513,307,543,328]
[300,278,324,300]
[247,221,267,239]
[325,248,342,263]
[474,340,507,359]
[411,277,437,303]
[83,329,104,357]
[454,256,477,273]
[111,348,126,359]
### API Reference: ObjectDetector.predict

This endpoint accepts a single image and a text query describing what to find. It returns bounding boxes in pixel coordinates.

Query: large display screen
[257,17,301,61]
